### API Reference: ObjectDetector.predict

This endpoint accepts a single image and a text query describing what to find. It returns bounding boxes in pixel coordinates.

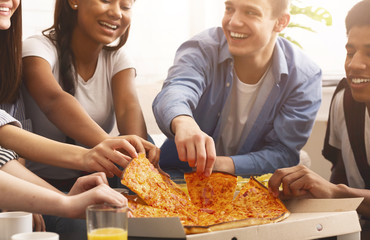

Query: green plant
[281,0,332,48]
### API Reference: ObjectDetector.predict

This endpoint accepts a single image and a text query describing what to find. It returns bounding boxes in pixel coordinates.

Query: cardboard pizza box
[128,197,363,240]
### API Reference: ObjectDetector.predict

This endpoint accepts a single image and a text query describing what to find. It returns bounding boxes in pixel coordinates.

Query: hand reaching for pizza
[115,135,160,166]
[171,116,216,177]
[268,165,339,200]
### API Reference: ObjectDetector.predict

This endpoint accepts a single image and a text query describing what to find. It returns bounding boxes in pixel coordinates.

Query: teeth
[100,21,117,30]
[230,31,248,39]
[352,78,370,84]
[0,7,10,12]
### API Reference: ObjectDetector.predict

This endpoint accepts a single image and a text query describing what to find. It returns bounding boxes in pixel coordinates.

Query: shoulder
[23,34,55,51]
[175,27,230,63]
[275,37,321,77]
[101,46,135,72]
[22,34,57,62]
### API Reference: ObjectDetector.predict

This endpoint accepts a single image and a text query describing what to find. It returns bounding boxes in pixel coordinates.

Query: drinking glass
[86,204,128,240]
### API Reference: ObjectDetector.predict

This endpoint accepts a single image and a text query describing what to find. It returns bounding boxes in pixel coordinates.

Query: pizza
[184,171,237,210]
[121,153,198,219]
[121,154,290,234]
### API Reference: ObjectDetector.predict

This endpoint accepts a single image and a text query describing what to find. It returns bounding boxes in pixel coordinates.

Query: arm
[112,68,147,139]
[231,69,322,175]
[268,165,370,218]
[0,161,127,218]
[22,56,109,147]
[0,124,140,177]
[153,37,218,177]
[170,116,216,177]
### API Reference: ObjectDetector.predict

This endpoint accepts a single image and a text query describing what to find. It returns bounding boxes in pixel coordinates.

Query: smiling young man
[268,1,370,238]
[153,0,322,178]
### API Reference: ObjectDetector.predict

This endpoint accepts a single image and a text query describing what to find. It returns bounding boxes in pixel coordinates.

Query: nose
[347,52,367,71]
[229,11,243,27]
[108,3,122,20]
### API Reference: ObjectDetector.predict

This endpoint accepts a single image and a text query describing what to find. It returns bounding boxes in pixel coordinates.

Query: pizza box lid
[128,198,363,240]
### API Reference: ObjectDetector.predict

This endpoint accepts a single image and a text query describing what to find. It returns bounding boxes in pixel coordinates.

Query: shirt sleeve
[152,39,210,137]
[22,34,58,67]
[111,47,136,76]
[0,109,21,128]
[0,147,18,168]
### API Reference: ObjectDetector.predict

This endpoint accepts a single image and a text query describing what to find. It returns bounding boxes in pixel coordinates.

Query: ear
[274,13,290,33]
[68,0,79,10]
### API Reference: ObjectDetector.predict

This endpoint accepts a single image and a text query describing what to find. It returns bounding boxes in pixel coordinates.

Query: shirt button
[226,82,230,87]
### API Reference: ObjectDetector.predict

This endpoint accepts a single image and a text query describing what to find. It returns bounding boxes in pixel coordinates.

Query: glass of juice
[86,204,128,240]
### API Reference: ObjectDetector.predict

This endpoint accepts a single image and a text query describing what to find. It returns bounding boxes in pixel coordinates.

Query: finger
[194,139,207,175]
[103,149,130,169]
[79,172,110,190]
[143,141,160,165]
[90,172,110,185]
[118,139,139,159]
[269,166,300,197]
[40,215,46,231]
[268,169,286,197]
[96,184,129,207]
[125,136,145,155]
[156,164,170,178]
[176,142,187,163]
[186,142,196,168]
[93,156,122,178]
[203,138,216,177]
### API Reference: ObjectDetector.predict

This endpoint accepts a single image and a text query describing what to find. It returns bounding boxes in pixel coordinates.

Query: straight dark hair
[43,0,130,95]
[0,4,23,104]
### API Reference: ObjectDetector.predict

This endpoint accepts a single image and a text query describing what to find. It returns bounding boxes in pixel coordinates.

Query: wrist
[51,194,70,218]
[332,184,350,198]
[213,156,235,175]
[171,115,192,134]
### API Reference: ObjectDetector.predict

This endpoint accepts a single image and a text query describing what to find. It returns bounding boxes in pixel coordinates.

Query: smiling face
[221,0,288,60]
[0,0,20,30]
[345,25,370,106]
[70,0,133,47]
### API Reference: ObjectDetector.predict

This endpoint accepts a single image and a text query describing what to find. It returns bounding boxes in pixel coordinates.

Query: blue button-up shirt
[153,27,322,175]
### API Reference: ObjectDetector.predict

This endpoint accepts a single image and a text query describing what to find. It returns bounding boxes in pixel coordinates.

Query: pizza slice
[230,176,290,221]
[128,200,197,226]
[121,153,198,217]
[184,171,237,210]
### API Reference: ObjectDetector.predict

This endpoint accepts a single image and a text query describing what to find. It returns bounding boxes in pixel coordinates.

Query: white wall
[22,0,361,83]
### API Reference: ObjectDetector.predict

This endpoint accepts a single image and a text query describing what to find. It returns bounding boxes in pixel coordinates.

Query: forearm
[333,184,370,218]
[1,160,60,192]
[116,108,147,139]
[0,166,67,216]
[41,93,109,147]
[0,124,88,171]
[232,145,298,176]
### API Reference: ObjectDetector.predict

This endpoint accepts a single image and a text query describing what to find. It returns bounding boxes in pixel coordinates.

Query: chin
[351,91,370,104]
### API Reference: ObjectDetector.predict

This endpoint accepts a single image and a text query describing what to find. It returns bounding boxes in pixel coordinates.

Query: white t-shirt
[22,34,135,179]
[329,89,370,189]
[216,67,269,156]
